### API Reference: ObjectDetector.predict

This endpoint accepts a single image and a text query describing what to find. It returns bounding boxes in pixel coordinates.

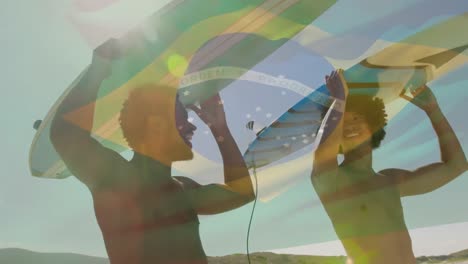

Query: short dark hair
[119,84,177,148]
[321,94,388,148]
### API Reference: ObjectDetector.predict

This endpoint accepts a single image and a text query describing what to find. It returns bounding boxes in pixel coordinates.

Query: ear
[136,115,172,160]
[145,115,168,138]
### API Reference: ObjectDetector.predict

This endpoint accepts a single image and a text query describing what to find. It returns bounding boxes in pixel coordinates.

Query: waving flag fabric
[30,0,336,178]
[244,14,468,169]
[29,0,468,256]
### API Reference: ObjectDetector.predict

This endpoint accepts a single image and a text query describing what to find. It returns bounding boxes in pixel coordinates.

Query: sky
[0,0,467,259]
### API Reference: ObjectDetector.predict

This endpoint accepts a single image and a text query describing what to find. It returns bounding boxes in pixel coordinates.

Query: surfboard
[29,0,337,178]
[243,14,468,169]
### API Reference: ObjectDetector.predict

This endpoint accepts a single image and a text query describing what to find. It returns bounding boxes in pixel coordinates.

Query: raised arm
[311,70,348,186]
[50,39,126,188]
[185,94,254,215]
[383,85,467,197]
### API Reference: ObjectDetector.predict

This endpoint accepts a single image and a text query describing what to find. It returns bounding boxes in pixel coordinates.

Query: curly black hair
[119,84,177,149]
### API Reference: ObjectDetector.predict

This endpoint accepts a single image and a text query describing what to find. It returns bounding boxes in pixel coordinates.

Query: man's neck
[131,152,172,181]
[342,144,373,173]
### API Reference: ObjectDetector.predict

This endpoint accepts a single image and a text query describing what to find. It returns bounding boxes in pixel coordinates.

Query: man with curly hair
[312,70,466,264]
[50,40,254,264]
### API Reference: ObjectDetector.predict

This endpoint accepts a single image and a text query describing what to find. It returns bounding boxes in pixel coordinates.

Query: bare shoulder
[378,168,411,183]
[379,168,410,176]
[173,176,202,190]
[88,157,133,190]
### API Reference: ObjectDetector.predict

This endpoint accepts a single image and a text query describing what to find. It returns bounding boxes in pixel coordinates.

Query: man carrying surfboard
[50,40,254,264]
[311,70,466,264]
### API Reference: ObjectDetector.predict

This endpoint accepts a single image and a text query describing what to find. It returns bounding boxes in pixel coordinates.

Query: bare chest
[91,179,197,234]
[313,173,407,237]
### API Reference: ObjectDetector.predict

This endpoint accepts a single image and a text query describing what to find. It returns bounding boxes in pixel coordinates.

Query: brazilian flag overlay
[30,0,467,258]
